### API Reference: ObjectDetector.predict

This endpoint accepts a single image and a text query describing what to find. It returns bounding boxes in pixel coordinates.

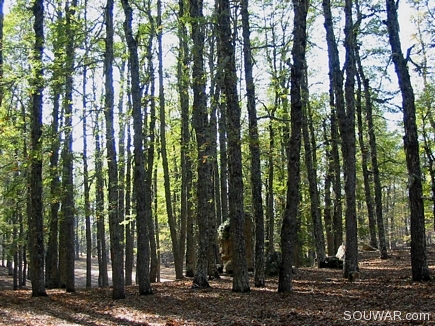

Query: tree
[218,0,250,293]
[385,0,431,281]
[241,0,265,287]
[278,0,308,293]
[191,0,212,289]
[120,0,152,295]
[28,0,47,297]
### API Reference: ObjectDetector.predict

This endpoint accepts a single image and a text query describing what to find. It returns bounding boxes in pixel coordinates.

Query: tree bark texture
[278,0,308,293]
[385,0,431,281]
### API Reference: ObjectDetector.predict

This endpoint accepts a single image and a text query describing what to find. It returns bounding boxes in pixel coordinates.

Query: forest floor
[0,247,435,326]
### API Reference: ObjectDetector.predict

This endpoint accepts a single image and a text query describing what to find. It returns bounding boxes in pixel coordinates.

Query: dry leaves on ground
[0,248,434,325]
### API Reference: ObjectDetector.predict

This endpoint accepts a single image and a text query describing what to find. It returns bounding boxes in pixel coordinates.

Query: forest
[0,0,435,324]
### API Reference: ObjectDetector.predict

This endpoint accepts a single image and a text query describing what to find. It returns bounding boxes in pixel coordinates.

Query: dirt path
[0,259,176,290]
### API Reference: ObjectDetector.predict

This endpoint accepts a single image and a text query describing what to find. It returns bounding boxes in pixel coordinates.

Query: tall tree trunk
[322,122,334,256]
[125,113,134,286]
[241,0,265,287]
[322,0,343,254]
[178,0,195,278]
[105,0,125,300]
[355,70,378,249]
[266,116,275,255]
[385,0,430,281]
[157,0,183,279]
[278,0,308,293]
[28,0,47,297]
[301,64,326,266]
[94,110,109,288]
[59,0,78,293]
[191,0,211,289]
[121,0,152,295]
[82,65,92,288]
[117,60,127,286]
[218,0,250,293]
[340,0,358,279]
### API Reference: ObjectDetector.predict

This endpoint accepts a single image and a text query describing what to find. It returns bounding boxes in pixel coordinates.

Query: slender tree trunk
[266,117,275,255]
[121,0,152,295]
[240,0,265,287]
[278,0,308,293]
[28,0,47,297]
[125,115,134,286]
[340,0,359,279]
[218,0,250,293]
[94,110,109,288]
[82,66,92,288]
[157,0,183,279]
[355,71,378,249]
[105,0,125,300]
[178,0,195,278]
[191,0,211,288]
[322,0,343,254]
[385,0,430,281]
[301,65,326,266]
[322,121,335,256]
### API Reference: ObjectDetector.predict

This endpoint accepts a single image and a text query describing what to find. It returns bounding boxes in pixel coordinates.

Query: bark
[28,0,47,297]
[121,0,152,295]
[355,71,378,249]
[59,0,77,293]
[302,67,326,266]
[341,0,359,279]
[278,0,308,293]
[82,66,92,288]
[117,61,127,286]
[322,0,343,254]
[191,0,211,288]
[94,111,109,288]
[385,0,430,281]
[157,0,183,279]
[241,0,265,287]
[125,114,134,286]
[322,121,334,256]
[105,0,125,300]
[178,0,195,278]
[266,116,275,255]
[218,0,250,293]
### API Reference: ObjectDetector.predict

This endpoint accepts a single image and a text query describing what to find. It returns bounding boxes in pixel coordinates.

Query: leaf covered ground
[0,248,434,326]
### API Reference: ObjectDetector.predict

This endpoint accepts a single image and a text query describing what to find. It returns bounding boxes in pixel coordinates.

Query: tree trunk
[191,0,211,289]
[322,0,344,254]
[94,110,109,288]
[178,0,195,278]
[82,65,92,288]
[341,0,359,279]
[278,0,308,293]
[28,0,47,297]
[218,0,250,293]
[157,0,183,279]
[302,60,326,266]
[105,0,125,300]
[125,114,134,286]
[385,0,430,281]
[59,0,77,293]
[241,0,265,287]
[121,0,152,295]
[355,70,378,249]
